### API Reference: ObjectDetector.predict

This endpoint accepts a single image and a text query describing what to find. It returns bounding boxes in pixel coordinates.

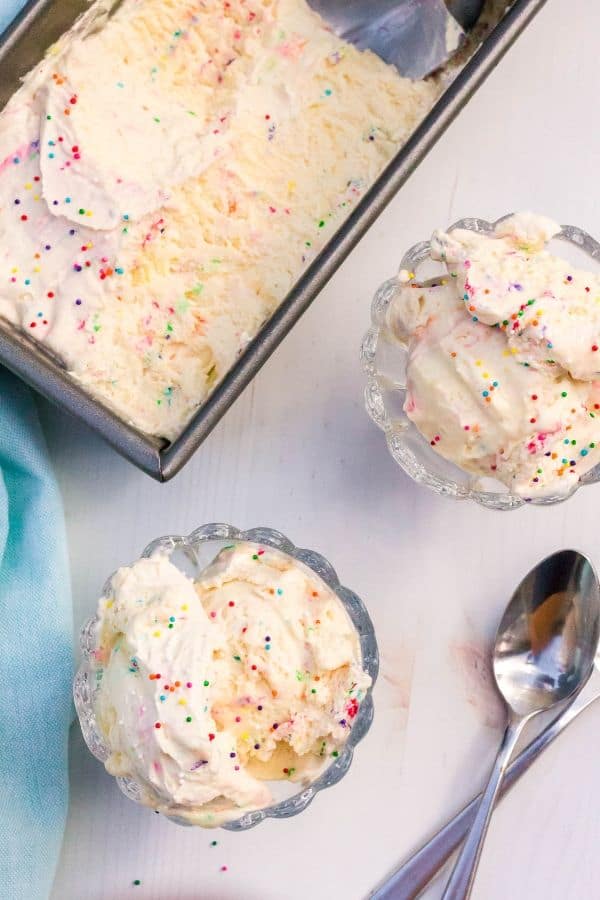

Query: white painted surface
[46,2,600,897]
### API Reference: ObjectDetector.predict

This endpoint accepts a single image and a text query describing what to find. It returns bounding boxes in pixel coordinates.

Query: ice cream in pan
[388,213,600,498]
[0,0,440,439]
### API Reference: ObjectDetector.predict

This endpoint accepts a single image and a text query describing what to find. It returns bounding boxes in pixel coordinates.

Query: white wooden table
[46,2,600,897]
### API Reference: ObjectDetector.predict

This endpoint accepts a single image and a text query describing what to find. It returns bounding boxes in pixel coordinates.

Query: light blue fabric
[0,371,72,900]
[0,7,74,898]
[0,0,28,37]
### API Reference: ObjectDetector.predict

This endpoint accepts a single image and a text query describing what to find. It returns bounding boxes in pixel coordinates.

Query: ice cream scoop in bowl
[361,214,600,510]
[74,524,377,830]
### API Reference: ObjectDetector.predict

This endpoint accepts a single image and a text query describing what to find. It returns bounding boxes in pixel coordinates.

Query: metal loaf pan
[0,0,547,481]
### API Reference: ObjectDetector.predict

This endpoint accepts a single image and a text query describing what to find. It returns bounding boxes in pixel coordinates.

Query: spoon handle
[440,717,526,900]
[370,686,600,900]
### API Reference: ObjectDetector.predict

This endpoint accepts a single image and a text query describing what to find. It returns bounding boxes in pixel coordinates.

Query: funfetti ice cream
[388,213,600,498]
[0,0,439,439]
[92,542,370,826]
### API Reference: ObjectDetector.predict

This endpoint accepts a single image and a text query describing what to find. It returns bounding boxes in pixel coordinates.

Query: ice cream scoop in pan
[306,0,485,79]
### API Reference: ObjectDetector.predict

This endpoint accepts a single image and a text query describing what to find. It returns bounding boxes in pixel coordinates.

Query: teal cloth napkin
[0,371,72,900]
[0,0,28,37]
[1,6,73,899]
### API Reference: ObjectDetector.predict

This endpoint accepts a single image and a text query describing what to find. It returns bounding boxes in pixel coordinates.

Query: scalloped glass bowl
[74,523,378,831]
[361,216,600,510]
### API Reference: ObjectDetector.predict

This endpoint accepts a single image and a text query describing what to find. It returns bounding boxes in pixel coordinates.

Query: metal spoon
[305,0,485,80]
[370,669,600,899]
[441,549,600,900]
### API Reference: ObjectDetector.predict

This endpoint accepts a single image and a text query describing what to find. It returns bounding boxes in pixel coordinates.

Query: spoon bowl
[494,549,600,717]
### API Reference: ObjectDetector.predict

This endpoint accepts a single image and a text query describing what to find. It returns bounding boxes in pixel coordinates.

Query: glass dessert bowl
[74,523,378,830]
[361,214,600,510]
[361,215,600,510]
